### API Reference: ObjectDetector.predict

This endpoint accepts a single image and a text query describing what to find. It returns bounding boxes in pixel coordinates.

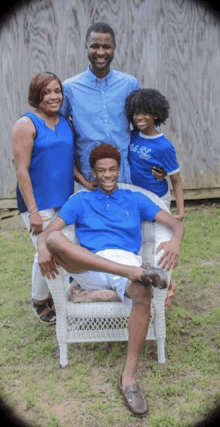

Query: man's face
[86,31,116,76]
[92,158,120,194]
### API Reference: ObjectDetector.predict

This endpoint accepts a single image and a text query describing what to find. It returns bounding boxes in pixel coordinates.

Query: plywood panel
[0,0,220,199]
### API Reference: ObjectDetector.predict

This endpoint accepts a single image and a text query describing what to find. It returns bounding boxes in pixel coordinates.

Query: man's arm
[152,166,167,181]
[37,217,66,279]
[59,84,71,118]
[154,210,185,271]
[75,164,97,191]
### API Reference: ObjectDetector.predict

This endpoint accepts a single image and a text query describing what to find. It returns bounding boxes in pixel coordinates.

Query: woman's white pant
[21,209,76,300]
[21,209,59,300]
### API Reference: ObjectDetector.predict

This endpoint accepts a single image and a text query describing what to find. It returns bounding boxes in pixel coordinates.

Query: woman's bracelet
[28,208,39,217]
[28,203,37,212]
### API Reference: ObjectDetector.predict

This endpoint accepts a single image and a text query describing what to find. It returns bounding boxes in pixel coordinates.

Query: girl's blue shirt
[129,132,180,197]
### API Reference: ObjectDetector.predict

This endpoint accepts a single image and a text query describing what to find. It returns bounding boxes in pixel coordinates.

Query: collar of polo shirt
[96,187,120,200]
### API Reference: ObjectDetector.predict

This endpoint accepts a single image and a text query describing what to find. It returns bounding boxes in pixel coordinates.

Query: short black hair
[125,89,170,127]
[85,22,115,44]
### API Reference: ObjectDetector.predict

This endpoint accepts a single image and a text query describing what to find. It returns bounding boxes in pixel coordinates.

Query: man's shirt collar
[85,67,115,86]
[95,187,120,200]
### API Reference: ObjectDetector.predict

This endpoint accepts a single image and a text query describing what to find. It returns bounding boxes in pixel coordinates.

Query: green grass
[0,204,220,426]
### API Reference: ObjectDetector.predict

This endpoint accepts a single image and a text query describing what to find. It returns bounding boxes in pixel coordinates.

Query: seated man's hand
[38,243,59,279]
[156,238,180,271]
[152,166,166,181]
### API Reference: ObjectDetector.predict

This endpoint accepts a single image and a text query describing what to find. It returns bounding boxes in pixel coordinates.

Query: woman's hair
[28,72,63,108]
[90,144,121,168]
[125,88,170,127]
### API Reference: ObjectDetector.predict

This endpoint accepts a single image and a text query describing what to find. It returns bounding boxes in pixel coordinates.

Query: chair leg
[46,267,69,367]
[156,338,166,363]
[59,343,68,368]
[151,287,167,364]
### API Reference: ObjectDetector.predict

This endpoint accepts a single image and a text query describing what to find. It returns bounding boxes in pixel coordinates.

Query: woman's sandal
[46,296,56,315]
[32,299,56,325]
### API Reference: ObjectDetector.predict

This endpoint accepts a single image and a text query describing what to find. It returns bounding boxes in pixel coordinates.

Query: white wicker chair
[47,184,173,368]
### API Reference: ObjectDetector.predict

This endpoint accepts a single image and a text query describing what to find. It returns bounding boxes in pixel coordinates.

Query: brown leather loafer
[140,265,168,289]
[118,376,148,416]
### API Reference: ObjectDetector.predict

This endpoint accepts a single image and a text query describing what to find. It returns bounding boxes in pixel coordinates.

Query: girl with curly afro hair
[126,88,170,129]
[126,89,185,307]
[125,88,184,221]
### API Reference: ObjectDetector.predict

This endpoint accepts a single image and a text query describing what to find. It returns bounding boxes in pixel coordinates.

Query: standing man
[60,22,140,185]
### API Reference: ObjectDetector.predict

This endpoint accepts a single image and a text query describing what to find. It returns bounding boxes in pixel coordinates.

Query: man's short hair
[90,144,121,168]
[28,72,63,108]
[85,22,115,44]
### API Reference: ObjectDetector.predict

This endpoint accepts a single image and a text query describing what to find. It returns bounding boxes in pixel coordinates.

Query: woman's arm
[170,172,185,221]
[12,117,43,234]
[65,117,96,191]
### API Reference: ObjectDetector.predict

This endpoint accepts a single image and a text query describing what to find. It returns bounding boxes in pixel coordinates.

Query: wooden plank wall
[1,0,220,204]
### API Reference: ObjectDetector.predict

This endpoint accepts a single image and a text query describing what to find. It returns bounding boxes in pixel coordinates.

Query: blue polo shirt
[59,67,140,183]
[58,188,161,254]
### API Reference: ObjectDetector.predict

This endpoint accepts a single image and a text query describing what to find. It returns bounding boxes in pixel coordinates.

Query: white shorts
[160,190,171,210]
[72,249,142,308]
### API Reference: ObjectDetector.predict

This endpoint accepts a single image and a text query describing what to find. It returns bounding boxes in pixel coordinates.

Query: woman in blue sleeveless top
[12,72,89,324]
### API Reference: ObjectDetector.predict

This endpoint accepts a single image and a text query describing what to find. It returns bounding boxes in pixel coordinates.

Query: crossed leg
[45,231,146,283]
[46,231,151,415]
[46,232,153,372]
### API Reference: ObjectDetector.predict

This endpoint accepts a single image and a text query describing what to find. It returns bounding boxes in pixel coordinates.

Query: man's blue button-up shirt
[58,187,161,254]
[60,67,140,183]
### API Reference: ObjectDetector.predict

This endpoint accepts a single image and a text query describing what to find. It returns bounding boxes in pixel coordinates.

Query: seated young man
[38,144,184,417]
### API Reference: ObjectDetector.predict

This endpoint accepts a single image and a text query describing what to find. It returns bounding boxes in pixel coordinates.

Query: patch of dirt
[51,400,75,419]
[0,209,25,230]
[197,259,220,266]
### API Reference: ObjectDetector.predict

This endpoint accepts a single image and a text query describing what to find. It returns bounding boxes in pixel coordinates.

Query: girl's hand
[29,211,44,235]
[172,213,184,221]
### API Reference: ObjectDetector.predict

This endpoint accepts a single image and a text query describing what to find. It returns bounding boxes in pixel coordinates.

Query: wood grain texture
[1,0,220,198]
